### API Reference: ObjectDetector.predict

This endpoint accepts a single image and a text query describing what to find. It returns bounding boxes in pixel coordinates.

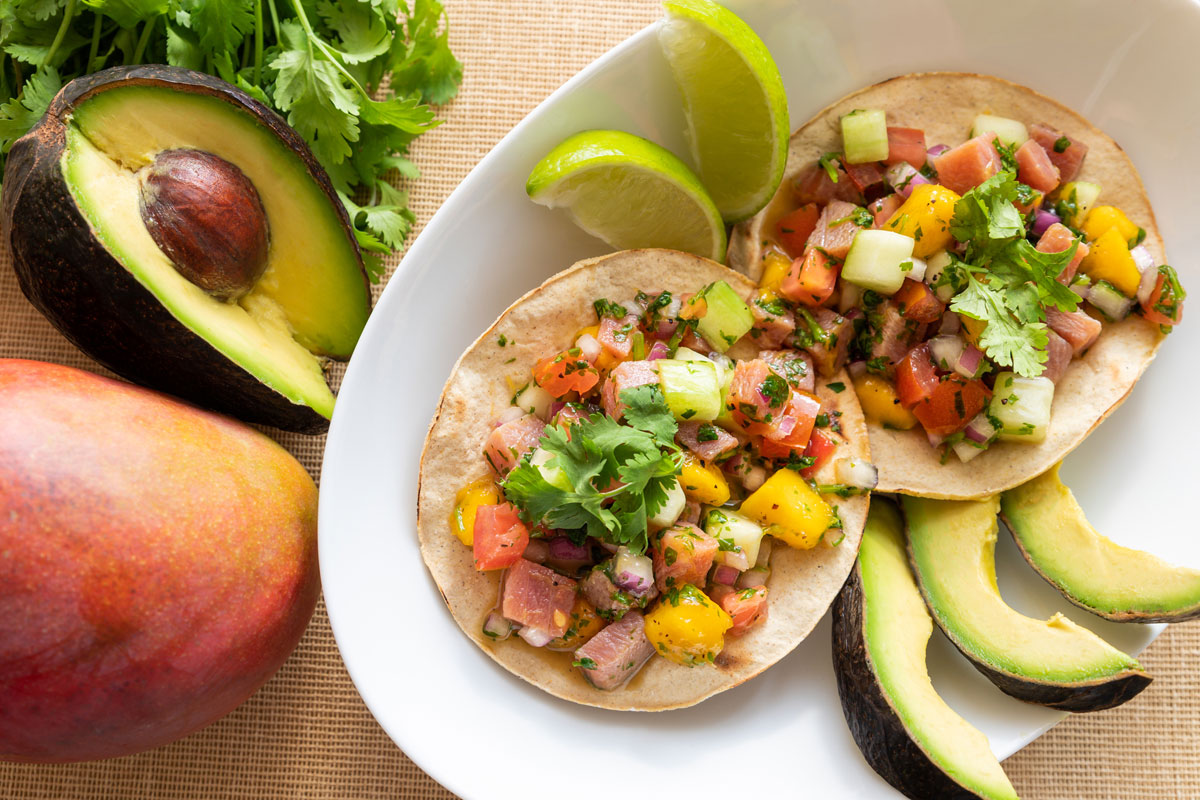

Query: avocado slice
[1,67,370,433]
[1002,465,1200,622]
[902,495,1151,712]
[833,501,1018,800]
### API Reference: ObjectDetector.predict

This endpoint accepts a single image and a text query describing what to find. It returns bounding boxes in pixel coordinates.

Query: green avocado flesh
[904,496,1141,683]
[63,86,370,419]
[859,504,1017,800]
[1002,465,1200,619]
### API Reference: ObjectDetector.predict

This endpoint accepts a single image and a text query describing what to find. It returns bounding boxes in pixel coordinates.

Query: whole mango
[0,359,319,762]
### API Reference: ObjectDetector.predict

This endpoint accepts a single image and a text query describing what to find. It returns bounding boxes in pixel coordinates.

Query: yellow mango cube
[450,478,501,546]
[960,314,987,348]
[758,249,793,297]
[679,453,731,506]
[883,184,961,258]
[1081,205,1141,245]
[644,584,732,667]
[853,374,917,430]
[739,468,833,549]
[1079,227,1141,297]
[547,596,604,651]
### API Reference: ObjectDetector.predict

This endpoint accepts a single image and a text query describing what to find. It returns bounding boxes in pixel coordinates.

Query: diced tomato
[800,428,838,478]
[1046,308,1102,355]
[775,203,820,258]
[885,127,927,168]
[780,247,839,307]
[1141,271,1185,327]
[870,194,904,228]
[895,343,939,408]
[843,161,885,198]
[1016,139,1060,194]
[500,557,578,636]
[651,523,718,593]
[1036,223,1089,285]
[484,414,545,475]
[932,134,1001,195]
[1030,123,1088,183]
[911,376,991,437]
[474,504,530,571]
[534,350,600,398]
[893,279,945,323]
[597,314,640,360]
[709,585,768,636]
[806,200,865,260]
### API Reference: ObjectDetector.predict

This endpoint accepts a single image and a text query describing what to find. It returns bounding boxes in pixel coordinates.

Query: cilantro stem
[131,16,155,65]
[87,11,102,69]
[253,0,265,85]
[42,0,78,68]
[285,0,375,105]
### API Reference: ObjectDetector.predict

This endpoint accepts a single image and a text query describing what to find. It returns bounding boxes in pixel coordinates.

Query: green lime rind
[660,0,789,223]
[526,129,727,262]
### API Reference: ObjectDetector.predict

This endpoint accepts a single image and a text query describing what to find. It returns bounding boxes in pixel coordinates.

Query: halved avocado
[833,500,1019,800]
[1,66,370,433]
[902,495,1151,712]
[1001,465,1200,622]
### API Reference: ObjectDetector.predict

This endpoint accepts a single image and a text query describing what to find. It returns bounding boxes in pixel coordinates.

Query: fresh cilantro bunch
[946,171,1080,377]
[0,0,462,280]
[501,385,683,556]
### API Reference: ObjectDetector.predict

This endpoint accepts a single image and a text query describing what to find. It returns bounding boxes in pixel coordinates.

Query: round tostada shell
[728,72,1165,499]
[417,248,870,710]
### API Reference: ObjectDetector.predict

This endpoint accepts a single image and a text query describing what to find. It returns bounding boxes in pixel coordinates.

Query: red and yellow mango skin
[0,359,319,762]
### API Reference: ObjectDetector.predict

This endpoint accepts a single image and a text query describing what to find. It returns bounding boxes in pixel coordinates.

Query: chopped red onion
[904,257,928,282]
[1089,286,1134,321]
[483,612,514,641]
[1131,244,1156,275]
[712,565,740,586]
[755,537,773,568]
[927,430,945,449]
[927,144,950,157]
[839,282,863,314]
[548,537,590,561]
[955,345,984,379]
[548,401,566,419]
[938,313,961,335]
[842,307,864,322]
[523,538,549,564]
[742,465,767,492]
[646,341,671,361]
[952,439,987,463]
[575,333,602,364]
[928,334,965,371]
[848,360,867,379]
[650,296,683,338]
[518,626,553,647]
[737,566,769,589]
[613,547,655,596]
[885,162,919,196]
[1031,209,1060,238]
[1069,282,1091,301]
[834,457,878,490]
[963,412,996,444]
[1137,263,1159,305]
[494,406,526,426]
[721,548,750,571]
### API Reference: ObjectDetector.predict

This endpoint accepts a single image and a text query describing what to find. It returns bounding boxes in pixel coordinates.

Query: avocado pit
[138,148,269,301]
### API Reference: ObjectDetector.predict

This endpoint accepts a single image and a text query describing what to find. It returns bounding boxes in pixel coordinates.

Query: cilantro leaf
[950,171,1024,261]
[619,385,677,444]
[389,0,462,105]
[950,272,1048,376]
[180,0,255,56]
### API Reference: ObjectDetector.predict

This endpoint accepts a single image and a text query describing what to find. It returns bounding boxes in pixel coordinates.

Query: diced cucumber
[649,478,686,529]
[1088,279,1134,320]
[989,372,1054,444]
[704,508,766,567]
[970,114,1029,147]
[841,229,915,295]
[530,447,573,491]
[657,358,722,421]
[1055,181,1102,228]
[715,367,736,428]
[923,249,956,302]
[840,108,889,164]
[514,383,555,420]
[695,281,754,352]
[675,346,728,383]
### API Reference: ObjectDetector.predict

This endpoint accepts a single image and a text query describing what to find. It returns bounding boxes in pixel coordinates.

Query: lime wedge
[526,129,727,262]
[660,0,789,223]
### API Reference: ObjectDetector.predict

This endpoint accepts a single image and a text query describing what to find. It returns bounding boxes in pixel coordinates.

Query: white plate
[319,1,1200,796]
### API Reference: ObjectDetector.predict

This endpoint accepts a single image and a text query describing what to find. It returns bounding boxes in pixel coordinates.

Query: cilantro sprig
[946,171,1080,377]
[501,385,683,555]
[0,0,462,280]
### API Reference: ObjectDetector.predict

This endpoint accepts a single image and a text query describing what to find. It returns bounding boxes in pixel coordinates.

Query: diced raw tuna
[597,314,641,360]
[651,523,718,593]
[680,499,702,526]
[573,611,655,690]
[676,420,740,461]
[727,359,779,423]
[1016,139,1060,194]
[709,585,769,636]
[843,161,885,200]
[484,414,546,475]
[1041,329,1074,384]
[870,194,904,228]
[806,200,866,260]
[501,558,578,637]
[932,134,1001,195]
[792,160,862,205]
[1046,308,1102,356]
[580,565,655,620]
[750,298,796,348]
[800,307,853,376]
[885,127,927,168]
[758,349,815,393]
[601,360,658,420]
[474,504,530,571]
[1037,223,1090,284]
[1030,123,1088,183]
[868,301,921,370]
[553,402,589,430]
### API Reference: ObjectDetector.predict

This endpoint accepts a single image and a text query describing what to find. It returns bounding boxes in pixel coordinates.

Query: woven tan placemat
[1,2,1197,798]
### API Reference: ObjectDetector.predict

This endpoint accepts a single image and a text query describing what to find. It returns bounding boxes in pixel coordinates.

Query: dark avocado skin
[1000,512,1200,624]
[898,510,1152,713]
[833,566,986,800]
[1,66,369,435]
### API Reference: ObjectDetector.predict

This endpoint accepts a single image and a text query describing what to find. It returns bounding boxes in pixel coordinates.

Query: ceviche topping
[453,280,871,690]
[764,108,1185,463]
